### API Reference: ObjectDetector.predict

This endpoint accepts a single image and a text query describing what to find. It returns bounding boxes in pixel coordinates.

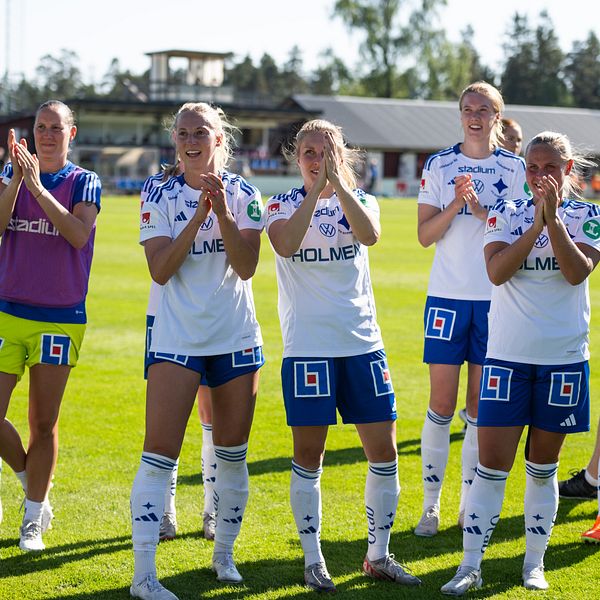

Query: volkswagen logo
[319,223,336,237]
[534,233,549,248]
[200,216,214,231]
[473,179,484,194]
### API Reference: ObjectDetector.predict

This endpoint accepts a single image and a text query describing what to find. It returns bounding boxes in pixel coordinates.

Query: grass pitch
[0,197,598,599]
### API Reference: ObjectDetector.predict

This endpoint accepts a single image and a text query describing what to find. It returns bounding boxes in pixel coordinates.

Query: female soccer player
[501,117,524,156]
[266,119,421,592]
[140,164,216,543]
[0,100,101,551]
[131,102,264,600]
[441,131,600,595]
[416,82,528,536]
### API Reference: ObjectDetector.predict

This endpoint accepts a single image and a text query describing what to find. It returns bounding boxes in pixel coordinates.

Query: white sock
[524,461,559,568]
[459,413,479,516]
[15,470,27,493]
[420,409,453,509]
[163,461,178,516]
[213,443,249,556]
[462,464,508,570]
[584,468,599,487]
[24,498,43,523]
[290,460,324,567]
[365,459,400,562]
[201,423,216,515]
[131,452,176,582]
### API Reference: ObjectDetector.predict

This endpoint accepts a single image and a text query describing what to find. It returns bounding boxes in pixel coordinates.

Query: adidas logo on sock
[175,211,188,222]
[560,414,577,427]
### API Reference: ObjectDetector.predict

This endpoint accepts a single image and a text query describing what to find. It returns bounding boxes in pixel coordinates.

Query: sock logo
[480,365,512,402]
[366,505,376,545]
[294,361,330,397]
[133,501,160,523]
[548,372,581,407]
[425,307,456,340]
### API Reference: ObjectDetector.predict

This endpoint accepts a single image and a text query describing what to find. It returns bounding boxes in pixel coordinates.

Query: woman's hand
[199,173,227,219]
[7,129,26,182]
[537,175,561,224]
[14,142,43,197]
[323,132,342,189]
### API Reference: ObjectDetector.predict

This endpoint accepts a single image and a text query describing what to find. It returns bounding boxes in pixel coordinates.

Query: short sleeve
[574,212,600,252]
[417,160,442,208]
[1,162,14,185]
[73,171,102,212]
[484,205,512,246]
[265,195,295,231]
[140,189,173,243]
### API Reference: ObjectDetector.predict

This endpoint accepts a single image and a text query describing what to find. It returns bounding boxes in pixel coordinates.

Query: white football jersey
[484,197,600,364]
[418,144,528,300]
[266,187,384,358]
[140,172,264,355]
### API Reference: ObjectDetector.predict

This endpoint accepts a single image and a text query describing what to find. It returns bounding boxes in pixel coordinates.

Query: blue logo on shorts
[548,372,580,407]
[481,365,512,402]
[370,359,393,396]
[232,347,262,367]
[425,307,456,340]
[294,361,330,397]
[40,334,71,365]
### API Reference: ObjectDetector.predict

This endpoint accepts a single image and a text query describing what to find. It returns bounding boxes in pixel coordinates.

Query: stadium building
[2,49,600,196]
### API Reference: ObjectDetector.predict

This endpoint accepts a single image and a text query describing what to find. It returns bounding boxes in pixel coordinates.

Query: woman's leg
[290,424,334,591]
[131,362,199,596]
[209,371,258,582]
[197,385,216,538]
[357,420,421,586]
[0,372,25,472]
[416,363,460,536]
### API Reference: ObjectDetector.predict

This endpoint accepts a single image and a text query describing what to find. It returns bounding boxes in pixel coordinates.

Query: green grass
[0,197,598,599]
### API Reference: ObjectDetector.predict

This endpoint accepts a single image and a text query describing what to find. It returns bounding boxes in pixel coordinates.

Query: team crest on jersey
[319,223,336,238]
[548,372,581,407]
[294,361,330,397]
[493,178,508,195]
[425,307,456,340]
[583,219,600,240]
[232,347,262,367]
[247,199,262,222]
[40,334,71,365]
[337,214,351,233]
[481,365,512,402]
[370,359,393,396]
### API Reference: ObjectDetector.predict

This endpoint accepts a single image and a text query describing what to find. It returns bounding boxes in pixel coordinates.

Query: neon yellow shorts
[0,311,86,378]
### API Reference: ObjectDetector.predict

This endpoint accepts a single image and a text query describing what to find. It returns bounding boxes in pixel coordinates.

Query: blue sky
[2,0,595,85]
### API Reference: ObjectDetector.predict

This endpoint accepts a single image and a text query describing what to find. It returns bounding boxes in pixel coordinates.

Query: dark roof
[292,94,600,154]
[145,49,233,59]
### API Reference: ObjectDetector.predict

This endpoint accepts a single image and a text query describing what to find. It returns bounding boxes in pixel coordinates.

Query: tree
[280,46,310,95]
[566,32,600,109]
[333,0,447,98]
[310,49,354,95]
[35,49,93,99]
[500,11,568,106]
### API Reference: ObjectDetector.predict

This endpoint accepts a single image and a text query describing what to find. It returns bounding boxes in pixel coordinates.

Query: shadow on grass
[39,532,599,600]
[178,437,424,486]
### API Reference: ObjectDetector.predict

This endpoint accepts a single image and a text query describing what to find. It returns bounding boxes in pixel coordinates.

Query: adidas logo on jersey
[560,414,577,427]
[175,211,188,222]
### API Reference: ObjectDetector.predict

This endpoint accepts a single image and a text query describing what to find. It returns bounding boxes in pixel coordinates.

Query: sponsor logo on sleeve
[247,199,262,222]
[485,215,501,234]
[420,178,426,191]
[141,212,151,224]
[583,219,600,240]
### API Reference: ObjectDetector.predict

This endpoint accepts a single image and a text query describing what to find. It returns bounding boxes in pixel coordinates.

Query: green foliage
[566,32,600,110]
[0,197,597,598]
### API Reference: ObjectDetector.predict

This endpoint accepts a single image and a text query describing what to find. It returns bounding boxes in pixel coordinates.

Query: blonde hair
[284,119,362,189]
[459,81,504,148]
[525,131,596,200]
[167,102,236,172]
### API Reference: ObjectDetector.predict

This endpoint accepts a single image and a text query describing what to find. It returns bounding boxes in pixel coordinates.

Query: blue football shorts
[144,315,262,386]
[281,349,397,426]
[477,357,590,434]
[423,296,490,365]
